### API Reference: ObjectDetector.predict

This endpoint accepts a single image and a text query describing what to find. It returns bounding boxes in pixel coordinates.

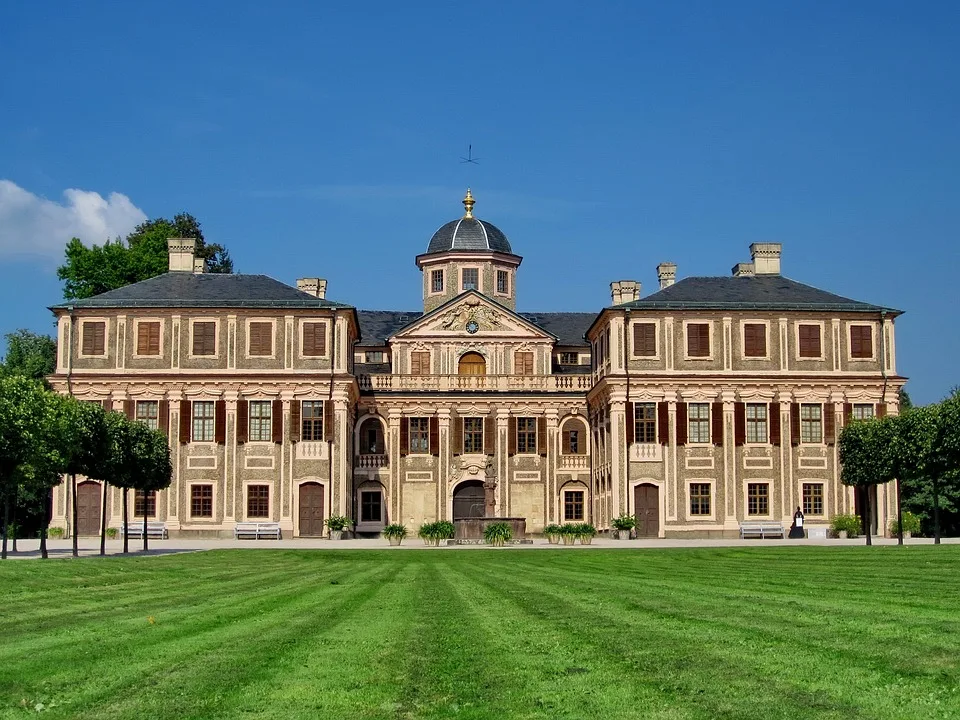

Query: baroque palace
[48,190,906,539]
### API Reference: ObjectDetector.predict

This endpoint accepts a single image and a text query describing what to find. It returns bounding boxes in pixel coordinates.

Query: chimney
[749,242,782,275]
[297,278,327,299]
[731,262,755,277]
[656,262,677,289]
[609,280,641,305]
[193,257,207,274]
[167,238,197,273]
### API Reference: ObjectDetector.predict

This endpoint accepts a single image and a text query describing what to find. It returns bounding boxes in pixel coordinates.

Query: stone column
[224,390,238,522]
[438,409,451,519]
[665,389,678,522]
[387,409,402,521]
[722,388,737,525]
[777,389,793,517]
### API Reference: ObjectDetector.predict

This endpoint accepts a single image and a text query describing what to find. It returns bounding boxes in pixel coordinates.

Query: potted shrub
[889,511,921,539]
[830,513,862,539]
[434,520,456,545]
[483,522,513,547]
[47,527,65,539]
[559,524,577,545]
[383,523,408,546]
[544,523,562,544]
[611,515,635,540]
[575,523,597,545]
[325,515,351,540]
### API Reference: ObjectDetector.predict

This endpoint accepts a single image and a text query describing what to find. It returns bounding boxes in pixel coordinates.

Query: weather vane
[460,144,480,164]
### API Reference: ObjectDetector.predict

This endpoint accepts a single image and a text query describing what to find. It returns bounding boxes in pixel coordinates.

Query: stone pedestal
[454,517,527,540]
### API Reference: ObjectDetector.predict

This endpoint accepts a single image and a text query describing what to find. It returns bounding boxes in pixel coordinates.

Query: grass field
[2,547,958,720]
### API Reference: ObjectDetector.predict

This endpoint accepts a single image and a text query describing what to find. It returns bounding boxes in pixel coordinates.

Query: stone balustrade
[558,455,590,470]
[355,453,389,468]
[358,373,593,392]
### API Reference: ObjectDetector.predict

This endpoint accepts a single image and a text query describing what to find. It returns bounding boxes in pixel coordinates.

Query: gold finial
[462,188,475,219]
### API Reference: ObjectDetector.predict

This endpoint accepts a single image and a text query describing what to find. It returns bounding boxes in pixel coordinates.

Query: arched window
[561,418,588,455]
[358,417,384,454]
[458,352,486,376]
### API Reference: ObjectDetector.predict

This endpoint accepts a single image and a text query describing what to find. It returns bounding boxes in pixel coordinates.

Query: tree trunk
[142,498,149,553]
[863,486,872,546]
[10,486,17,553]
[1,492,9,560]
[932,475,941,545]
[896,478,903,546]
[99,482,108,556]
[71,473,78,558]
[122,488,129,554]
[39,491,48,560]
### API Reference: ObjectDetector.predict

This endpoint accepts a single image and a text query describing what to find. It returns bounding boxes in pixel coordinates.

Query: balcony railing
[358,374,593,392]
[355,453,389,469]
[558,455,590,470]
[630,443,663,463]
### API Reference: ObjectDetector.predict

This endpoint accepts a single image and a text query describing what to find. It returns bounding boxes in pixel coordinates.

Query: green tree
[898,387,913,412]
[62,401,111,557]
[1,330,57,383]
[895,403,949,543]
[839,416,897,545]
[133,424,173,552]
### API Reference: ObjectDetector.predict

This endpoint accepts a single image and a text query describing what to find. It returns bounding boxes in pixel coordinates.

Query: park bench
[234,522,282,540]
[739,522,785,539]
[119,522,169,539]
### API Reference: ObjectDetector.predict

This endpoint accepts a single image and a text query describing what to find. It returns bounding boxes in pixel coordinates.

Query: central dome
[425,189,513,255]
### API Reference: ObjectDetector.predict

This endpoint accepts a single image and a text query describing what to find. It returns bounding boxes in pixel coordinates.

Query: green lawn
[1,547,958,720]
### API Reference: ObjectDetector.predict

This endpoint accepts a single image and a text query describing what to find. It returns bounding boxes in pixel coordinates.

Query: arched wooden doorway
[453,480,486,519]
[298,482,325,537]
[458,352,486,376]
[76,481,102,536]
[634,483,660,538]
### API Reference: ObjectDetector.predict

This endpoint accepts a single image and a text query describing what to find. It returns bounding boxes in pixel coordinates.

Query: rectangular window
[564,490,585,521]
[559,352,578,365]
[800,404,823,443]
[410,351,431,375]
[688,403,710,443]
[515,351,534,375]
[136,321,161,356]
[747,483,769,515]
[191,485,213,518]
[247,485,270,518]
[746,403,768,443]
[192,321,217,356]
[850,326,873,359]
[134,490,156,518]
[517,417,537,454]
[802,483,824,516]
[798,324,822,358]
[302,322,327,356]
[360,491,383,523]
[192,401,215,442]
[301,401,324,441]
[81,321,106,356]
[409,417,429,453]
[568,430,580,454]
[249,400,272,442]
[496,270,508,294]
[136,400,159,430]
[686,323,710,357]
[852,404,875,420]
[464,417,484,453]
[634,403,657,443]
[689,483,711,516]
[462,268,478,290]
[633,323,657,357]
[365,351,385,363]
[743,323,766,357]
[431,269,444,293]
[248,321,273,356]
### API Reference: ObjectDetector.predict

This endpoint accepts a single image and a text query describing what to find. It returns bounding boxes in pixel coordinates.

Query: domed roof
[425,189,513,255]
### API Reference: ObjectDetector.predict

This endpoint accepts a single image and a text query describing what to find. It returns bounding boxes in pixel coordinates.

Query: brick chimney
[656,262,677,289]
[297,278,327,299]
[610,280,640,305]
[167,238,197,273]
[750,243,782,275]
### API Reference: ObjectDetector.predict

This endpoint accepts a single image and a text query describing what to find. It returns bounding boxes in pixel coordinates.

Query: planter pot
[329,530,343,541]
[562,535,576,545]
[838,530,848,539]
[617,530,632,540]
[547,535,560,544]
[421,537,432,546]
[579,536,593,545]
[488,539,505,547]
[904,531,912,539]
[388,537,403,546]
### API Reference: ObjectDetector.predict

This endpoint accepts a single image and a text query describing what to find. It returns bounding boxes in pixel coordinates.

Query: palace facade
[48,190,906,538]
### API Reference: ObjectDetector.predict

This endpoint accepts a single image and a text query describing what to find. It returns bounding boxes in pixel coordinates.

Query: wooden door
[298,483,325,536]
[76,481,102,536]
[453,481,485,519]
[634,484,659,538]
[458,352,486,376]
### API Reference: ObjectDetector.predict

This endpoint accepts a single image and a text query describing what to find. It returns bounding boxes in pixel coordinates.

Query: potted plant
[830,513,862,539]
[543,523,562,544]
[483,522,513,547]
[611,515,635,540]
[434,520,456,545]
[575,523,597,545]
[47,527,65,539]
[559,524,577,545]
[418,522,438,546]
[383,523,408,546]
[325,515,351,540]
[889,511,921,539]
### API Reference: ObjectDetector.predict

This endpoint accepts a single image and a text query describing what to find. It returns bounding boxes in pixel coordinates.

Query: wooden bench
[234,522,282,540]
[739,522,785,539]
[119,522,168,539]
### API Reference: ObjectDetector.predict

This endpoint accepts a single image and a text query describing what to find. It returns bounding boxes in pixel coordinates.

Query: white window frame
[460,266,481,292]
[494,268,511,297]
[799,403,824,444]
[245,318,277,359]
[846,322,877,361]
[132,317,164,358]
[429,268,445,296]
[630,320,660,360]
[686,480,715,521]
[135,399,160,431]
[740,319,770,361]
[188,318,220,360]
[248,400,273,443]
[191,400,217,443]
[852,404,875,421]
[687,403,711,444]
[562,488,587,522]
[800,480,827,518]
[745,403,769,445]
[77,317,110,359]
[795,321,826,361]
[359,489,385,524]
[745,481,772,518]
[682,320,714,361]
[188,482,216,520]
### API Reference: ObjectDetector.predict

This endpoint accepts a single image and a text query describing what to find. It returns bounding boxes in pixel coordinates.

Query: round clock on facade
[466,320,479,334]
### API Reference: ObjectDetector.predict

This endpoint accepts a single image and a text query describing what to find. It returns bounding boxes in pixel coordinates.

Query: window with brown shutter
[429,416,439,456]
[214,401,226,444]
[484,416,496,454]
[248,322,273,356]
[302,322,327,356]
[179,399,191,444]
[192,321,217,356]
[537,416,547,456]
[81,321,106,356]
[676,403,688,445]
[136,322,161,356]
[711,403,724,446]
[290,401,301,442]
[798,324,822,358]
[633,323,657,357]
[508,417,518,455]
[410,351,431,376]
[452,418,464,455]
[237,400,249,443]
[850,325,873,359]
[686,323,710,357]
[734,403,746,446]
[769,402,781,446]
[657,402,669,444]
[272,400,283,443]
[324,400,334,442]
[158,400,170,438]
[515,351,534,375]
[743,323,766,358]
[400,417,410,456]
[825,407,836,445]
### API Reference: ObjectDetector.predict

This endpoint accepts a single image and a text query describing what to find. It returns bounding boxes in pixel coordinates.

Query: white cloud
[0,180,147,263]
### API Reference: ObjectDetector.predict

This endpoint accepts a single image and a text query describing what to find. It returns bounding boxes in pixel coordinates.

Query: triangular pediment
[390,291,556,342]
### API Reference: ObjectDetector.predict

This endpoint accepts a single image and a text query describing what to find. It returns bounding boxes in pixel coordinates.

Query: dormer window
[462,268,478,291]
[431,270,444,293]
[496,270,509,294]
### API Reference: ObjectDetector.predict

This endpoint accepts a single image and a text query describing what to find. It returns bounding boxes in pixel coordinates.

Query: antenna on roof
[459,144,480,164]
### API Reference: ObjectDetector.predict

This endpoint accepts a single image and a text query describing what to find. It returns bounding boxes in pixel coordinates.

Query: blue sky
[1,1,957,404]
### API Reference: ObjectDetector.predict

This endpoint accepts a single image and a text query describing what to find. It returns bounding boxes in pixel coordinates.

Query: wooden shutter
[562,429,572,454]
[843,403,852,425]
[323,400,334,442]
[625,403,634,444]
[744,324,765,357]
[537,416,547,456]
[399,418,409,457]
[452,418,463,455]
[179,400,191,444]
[676,403,688,446]
[429,416,439,456]
[214,400,226,444]
[249,322,272,356]
[290,401,301,443]
[687,324,709,357]
[790,403,801,446]
[769,402,781,446]
[82,321,105,355]
[137,322,157,355]
[82,323,94,355]
[158,400,169,438]
[508,417,517,455]
[711,402,724,446]
[634,323,656,357]
[192,322,216,356]
[734,402,746,446]
[485,416,496,454]
[303,322,326,356]
[657,402,669,445]
[799,325,821,358]
[123,400,135,420]
[237,400,248,444]
[271,400,283,443]
[515,351,533,375]
[876,403,887,418]
[824,405,836,446]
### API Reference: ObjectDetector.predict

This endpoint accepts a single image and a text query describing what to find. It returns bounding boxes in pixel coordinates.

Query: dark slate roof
[615,275,902,314]
[357,311,423,345]
[50,273,353,309]
[518,312,594,346]
[425,217,513,254]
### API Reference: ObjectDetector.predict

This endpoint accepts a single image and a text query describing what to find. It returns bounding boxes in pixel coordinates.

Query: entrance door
[298,482,325,536]
[76,481,102,536]
[458,352,486,376]
[453,481,486,519]
[634,484,659,538]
